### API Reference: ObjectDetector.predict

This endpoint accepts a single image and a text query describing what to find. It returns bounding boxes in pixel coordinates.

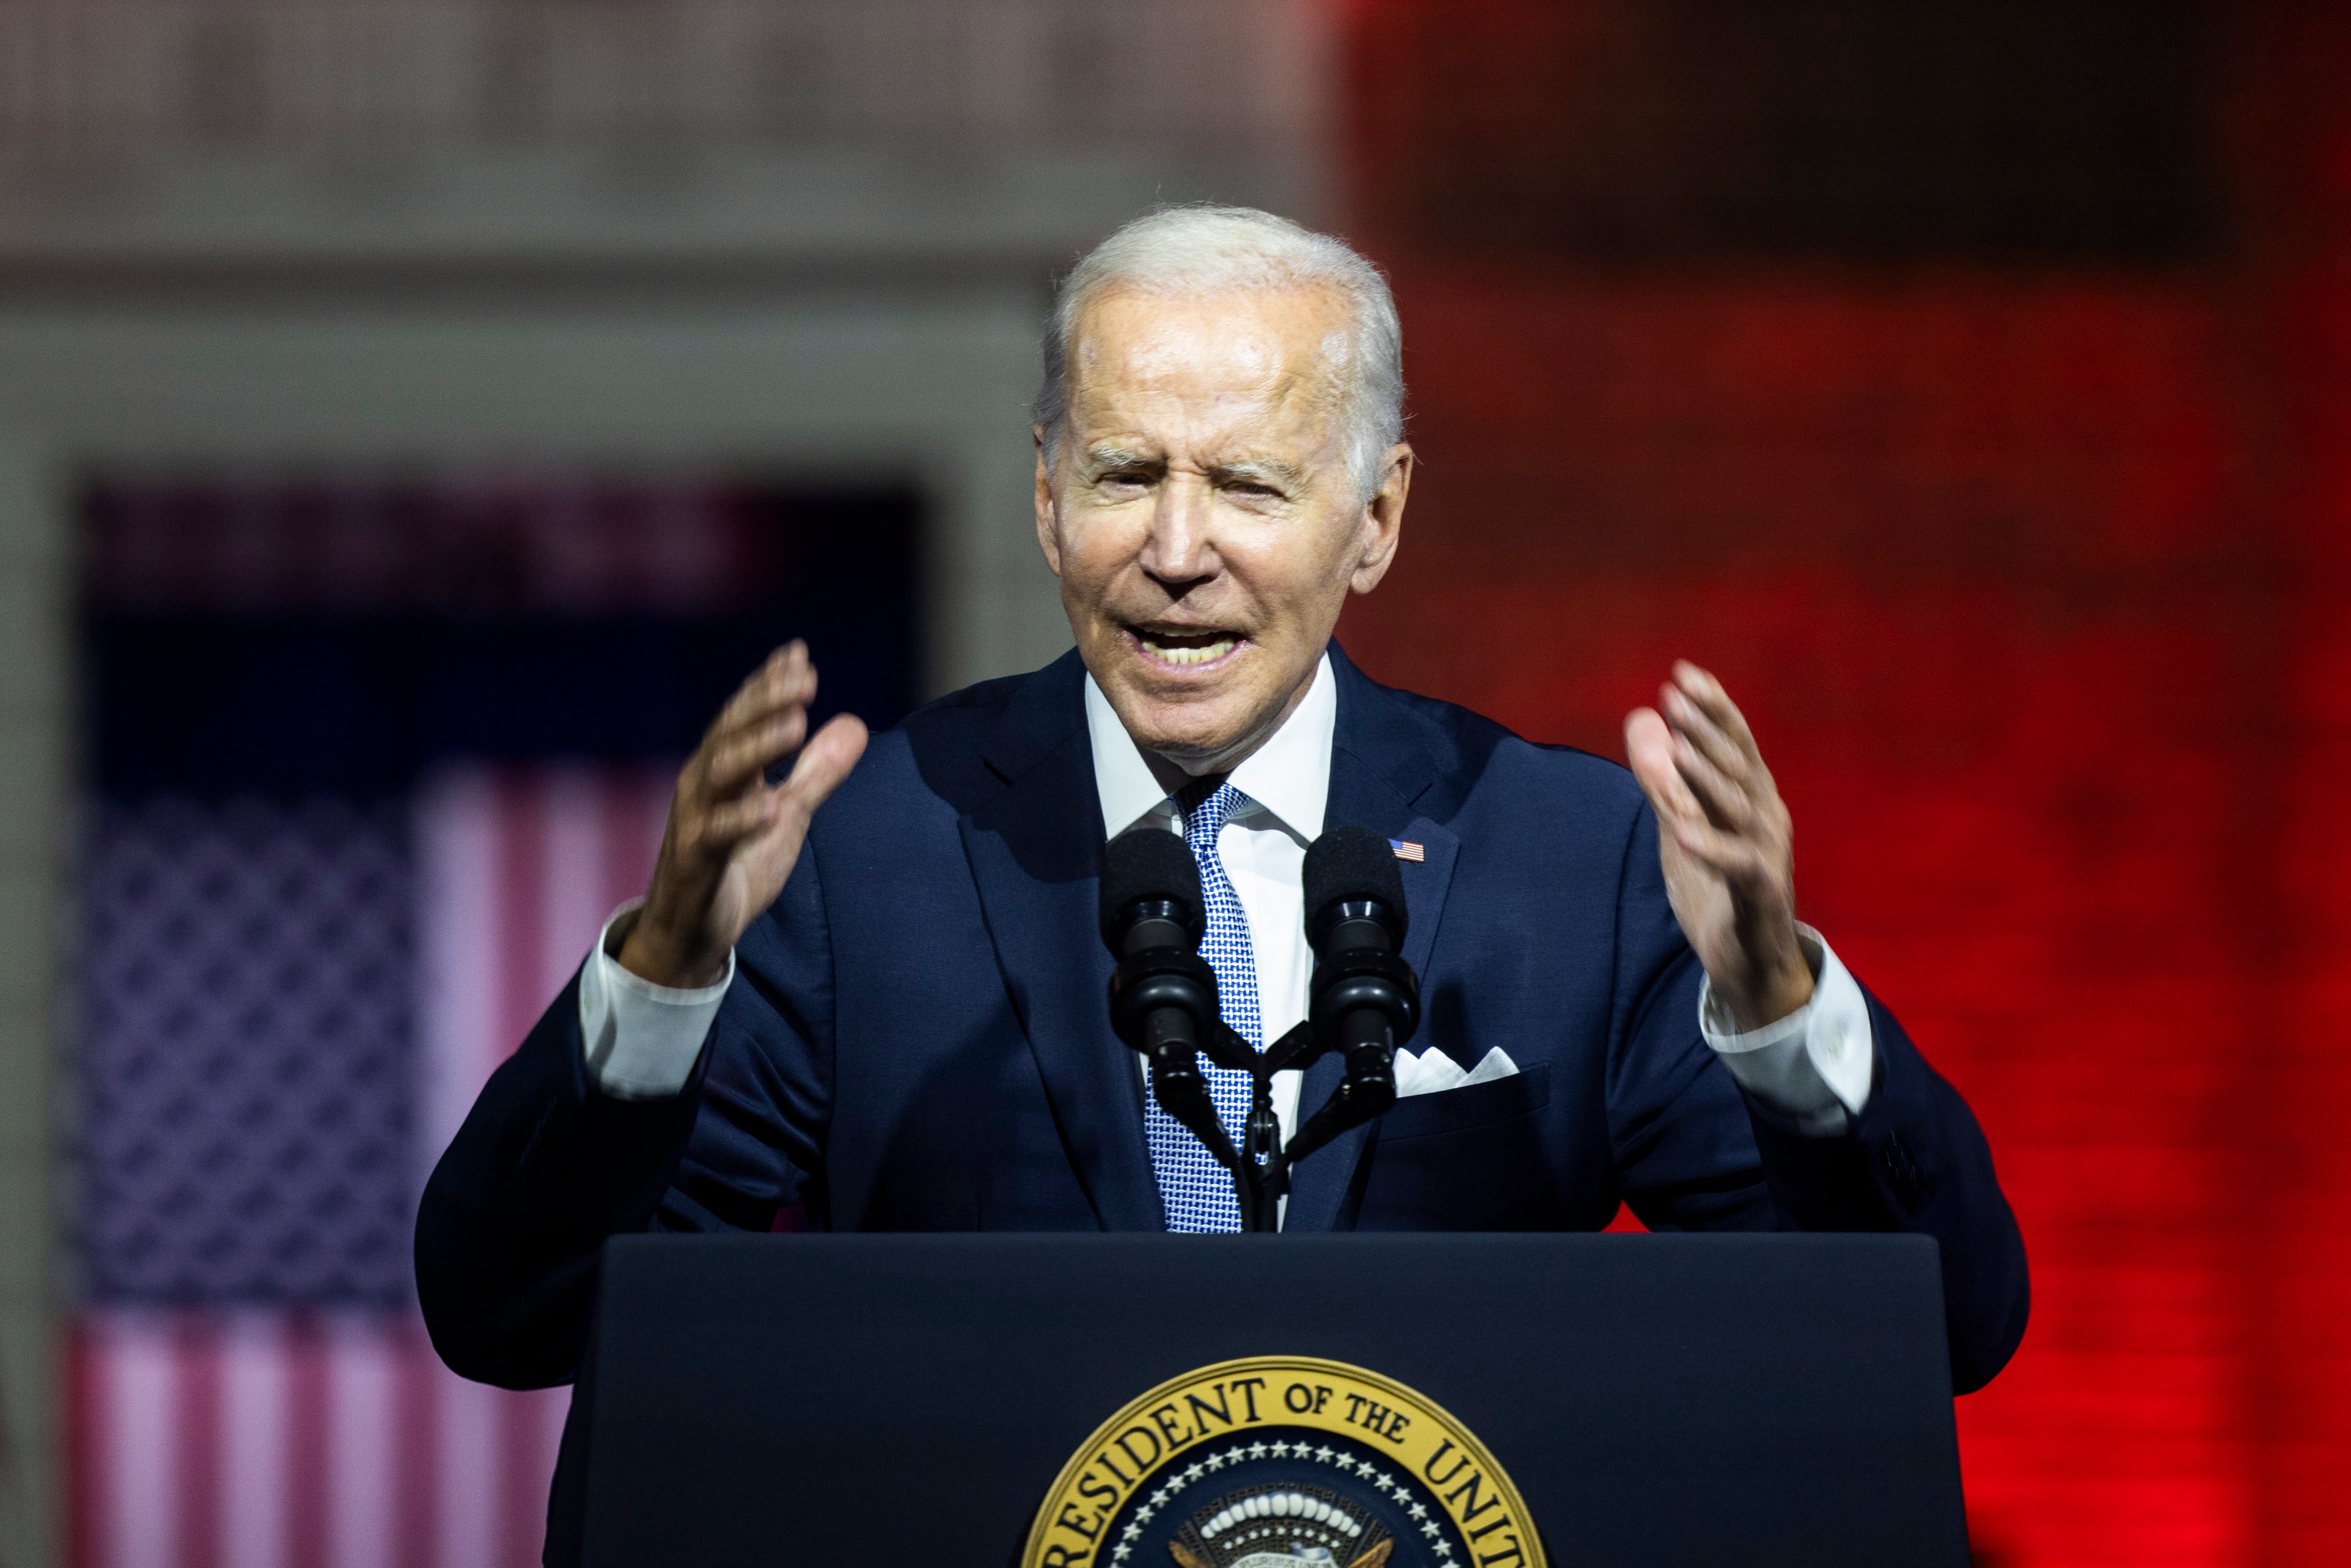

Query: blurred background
[0,1,2341,1564]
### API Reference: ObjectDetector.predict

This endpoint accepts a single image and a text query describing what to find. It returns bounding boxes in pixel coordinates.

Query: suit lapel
[1284,647,1461,1233]
[959,653,1163,1232]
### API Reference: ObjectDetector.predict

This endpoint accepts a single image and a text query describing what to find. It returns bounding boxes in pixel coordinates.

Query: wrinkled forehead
[1063,284,1355,436]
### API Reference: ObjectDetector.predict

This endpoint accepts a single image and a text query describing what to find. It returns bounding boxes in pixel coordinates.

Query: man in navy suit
[417,209,2027,1439]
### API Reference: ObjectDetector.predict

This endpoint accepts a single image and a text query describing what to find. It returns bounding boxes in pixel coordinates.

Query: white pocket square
[1392,1046,1519,1098]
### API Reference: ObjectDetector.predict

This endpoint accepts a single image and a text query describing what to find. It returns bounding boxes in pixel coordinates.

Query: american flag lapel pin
[1389,838,1425,862]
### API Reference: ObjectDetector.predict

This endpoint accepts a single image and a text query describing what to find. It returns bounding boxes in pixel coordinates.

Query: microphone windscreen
[1303,825,1409,945]
[1099,826,1205,951]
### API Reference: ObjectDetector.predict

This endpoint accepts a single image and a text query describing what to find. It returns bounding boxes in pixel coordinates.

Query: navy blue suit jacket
[417,644,2027,1411]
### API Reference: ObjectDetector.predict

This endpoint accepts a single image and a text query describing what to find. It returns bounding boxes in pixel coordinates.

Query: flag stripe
[417,769,502,1169]
[495,769,549,1096]
[542,769,613,1008]
[328,1319,397,1568]
[434,1369,499,1568]
[396,1322,437,1568]
[287,1320,329,1568]
[107,1316,178,1568]
[175,1320,219,1568]
[220,1316,287,1568]
[69,1322,99,1568]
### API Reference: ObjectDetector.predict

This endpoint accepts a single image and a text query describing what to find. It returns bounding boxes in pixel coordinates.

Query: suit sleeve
[413,842,837,1390]
[1602,802,2030,1394]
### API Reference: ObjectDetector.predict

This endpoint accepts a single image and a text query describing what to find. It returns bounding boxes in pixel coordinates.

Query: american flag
[68,477,904,1568]
[1389,839,1425,862]
[71,765,672,1568]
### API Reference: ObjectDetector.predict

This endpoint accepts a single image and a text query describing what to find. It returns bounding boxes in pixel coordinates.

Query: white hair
[1032,205,1405,502]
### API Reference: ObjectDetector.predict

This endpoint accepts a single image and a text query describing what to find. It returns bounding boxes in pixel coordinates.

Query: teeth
[1141,635,1235,666]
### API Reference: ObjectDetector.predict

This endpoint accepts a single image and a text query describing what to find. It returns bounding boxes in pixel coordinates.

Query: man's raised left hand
[1624,661,1813,1032]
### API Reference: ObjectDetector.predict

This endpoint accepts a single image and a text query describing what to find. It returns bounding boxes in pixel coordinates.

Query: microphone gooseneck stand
[1145,1009,1407,1233]
[1103,825,1421,1233]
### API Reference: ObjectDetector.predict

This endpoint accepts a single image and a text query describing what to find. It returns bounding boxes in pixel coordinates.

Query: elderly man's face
[1034,285,1409,771]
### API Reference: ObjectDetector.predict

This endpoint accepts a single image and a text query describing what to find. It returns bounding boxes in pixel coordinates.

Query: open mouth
[1128,624,1244,670]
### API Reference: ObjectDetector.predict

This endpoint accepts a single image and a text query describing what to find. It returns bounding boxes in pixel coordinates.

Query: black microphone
[1295,828,1420,1150]
[1100,828,1236,1166]
[1099,824,1206,959]
[1304,824,1411,957]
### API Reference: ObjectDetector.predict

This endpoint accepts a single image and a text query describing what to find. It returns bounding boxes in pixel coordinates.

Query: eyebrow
[1080,445,1160,473]
[1206,457,1308,489]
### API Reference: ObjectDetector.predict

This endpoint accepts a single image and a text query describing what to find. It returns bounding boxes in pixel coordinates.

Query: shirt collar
[1083,652,1335,843]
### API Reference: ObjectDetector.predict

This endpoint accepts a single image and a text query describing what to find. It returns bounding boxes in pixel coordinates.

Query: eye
[1225,479,1281,500]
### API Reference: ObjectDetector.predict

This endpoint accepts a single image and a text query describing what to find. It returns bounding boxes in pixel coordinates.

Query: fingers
[1624,707,1702,824]
[773,713,870,825]
[1668,660,1762,766]
[1629,702,1752,831]
[698,642,820,795]
[711,641,817,745]
[1656,662,1781,823]
[1670,729,1754,830]
[1662,684,1747,784]
[1661,808,1778,886]
[676,713,868,862]
[1631,711,1756,868]
[696,788,783,850]
[669,641,838,855]
[1631,662,1794,847]
[704,707,808,796]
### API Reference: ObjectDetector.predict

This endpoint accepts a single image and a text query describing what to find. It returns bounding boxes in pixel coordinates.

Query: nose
[1137,472,1219,589]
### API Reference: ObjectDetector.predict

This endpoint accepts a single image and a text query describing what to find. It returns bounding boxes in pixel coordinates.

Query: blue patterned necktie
[1143,781,1263,1233]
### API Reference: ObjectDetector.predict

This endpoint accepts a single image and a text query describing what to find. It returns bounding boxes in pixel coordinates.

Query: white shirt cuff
[1698,924,1874,1137]
[577,898,734,1100]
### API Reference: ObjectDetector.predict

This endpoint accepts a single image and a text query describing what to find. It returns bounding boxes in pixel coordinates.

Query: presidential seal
[1023,1355,1544,1568]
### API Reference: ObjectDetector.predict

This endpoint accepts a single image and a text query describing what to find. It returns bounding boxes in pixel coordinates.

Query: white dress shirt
[577,653,1876,1146]
[1082,651,1338,1153]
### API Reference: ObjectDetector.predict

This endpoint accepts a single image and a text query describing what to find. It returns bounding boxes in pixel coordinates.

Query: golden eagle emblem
[1022,1355,1543,1568]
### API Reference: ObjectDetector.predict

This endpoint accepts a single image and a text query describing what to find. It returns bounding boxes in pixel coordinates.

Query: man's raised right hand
[616,641,869,989]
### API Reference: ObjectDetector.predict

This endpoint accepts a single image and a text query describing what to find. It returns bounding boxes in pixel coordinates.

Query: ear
[1032,423,1064,577]
[1347,443,1414,595]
